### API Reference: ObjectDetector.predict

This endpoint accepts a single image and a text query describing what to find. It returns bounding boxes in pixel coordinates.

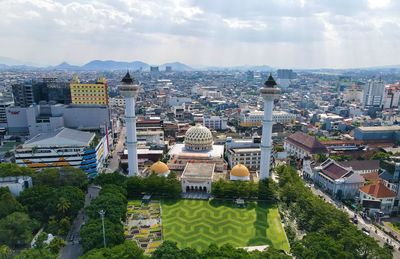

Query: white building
[14,127,110,178]
[382,83,400,109]
[109,96,126,108]
[284,132,327,159]
[181,162,214,193]
[360,181,396,215]
[0,176,32,196]
[203,115,227,130]
[362,79,385,107]
[315,159,365,199]
[168,96,191,107]
[240,110,295,127]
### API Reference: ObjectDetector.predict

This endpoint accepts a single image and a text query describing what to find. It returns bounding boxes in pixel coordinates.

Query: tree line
[0,164,87,258]
[276,165,392,258]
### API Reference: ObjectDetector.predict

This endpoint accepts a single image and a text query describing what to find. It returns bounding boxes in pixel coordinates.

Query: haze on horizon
[0,0,399,69]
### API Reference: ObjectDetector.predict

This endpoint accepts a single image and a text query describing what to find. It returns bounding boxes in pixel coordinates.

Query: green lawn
[161,199,289,251]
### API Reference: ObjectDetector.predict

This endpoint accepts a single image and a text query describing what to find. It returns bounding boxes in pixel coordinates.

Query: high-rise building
[382,83,400,109]
[120,72,140,176]
[150,66,159,73]
[276,69,296,88]
[362,79,385,107]
[165,66,172,72]
[70,76,108,105]
[259,75,280,179]
[12,81,42,107]
[12,79,71,107]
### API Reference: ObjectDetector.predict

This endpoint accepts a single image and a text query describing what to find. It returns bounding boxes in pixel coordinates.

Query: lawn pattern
[161,199,289,251]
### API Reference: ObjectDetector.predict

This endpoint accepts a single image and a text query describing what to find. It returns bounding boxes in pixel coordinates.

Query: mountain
[0,56,39,67]
[49,62,81,70]
[159,62,193,71]
[81,60,149,71]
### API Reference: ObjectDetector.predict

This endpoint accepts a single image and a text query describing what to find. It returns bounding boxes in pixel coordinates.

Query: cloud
[0,0,399,67]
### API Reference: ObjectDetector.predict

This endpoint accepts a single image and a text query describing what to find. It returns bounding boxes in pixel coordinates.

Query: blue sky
[0,0,399,68]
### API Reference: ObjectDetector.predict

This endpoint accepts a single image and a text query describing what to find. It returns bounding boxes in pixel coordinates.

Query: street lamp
[99,210,106,248]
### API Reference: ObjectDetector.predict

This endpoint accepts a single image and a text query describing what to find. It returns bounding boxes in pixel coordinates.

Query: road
[309,183,400,257]
[60,185,101,259]
[106,126,125,173]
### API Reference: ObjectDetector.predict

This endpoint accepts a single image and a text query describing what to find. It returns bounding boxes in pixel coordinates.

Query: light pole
[99,210,106,248]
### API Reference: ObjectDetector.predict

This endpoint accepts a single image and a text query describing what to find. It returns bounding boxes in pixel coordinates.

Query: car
[361,227,370,235]
[352,217,358,224]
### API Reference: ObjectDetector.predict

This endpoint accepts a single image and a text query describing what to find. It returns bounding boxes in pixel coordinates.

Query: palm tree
[57,198,71,216]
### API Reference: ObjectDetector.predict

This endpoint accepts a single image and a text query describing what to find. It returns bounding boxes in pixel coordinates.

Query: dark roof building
[284,131,327,158]
[339,160,380,173]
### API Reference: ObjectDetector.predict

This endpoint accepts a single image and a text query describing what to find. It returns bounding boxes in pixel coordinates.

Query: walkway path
[60,184,101,259]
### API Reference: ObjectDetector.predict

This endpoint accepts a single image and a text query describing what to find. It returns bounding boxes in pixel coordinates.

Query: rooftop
[181,162,215,180]
[321,161,352,180]
[358,125,400,132]
[286,132,327,153]
[23,128,94,148]
[339,160,380,171]
[360,181,396,198]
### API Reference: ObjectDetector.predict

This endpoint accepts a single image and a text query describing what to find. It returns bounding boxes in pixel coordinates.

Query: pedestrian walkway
[60,184,101,259]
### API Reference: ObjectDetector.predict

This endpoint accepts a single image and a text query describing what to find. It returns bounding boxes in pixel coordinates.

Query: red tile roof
[360,182,396,198]
[286,132,327,154]
[361,172,380,183]
[321,162,352,180]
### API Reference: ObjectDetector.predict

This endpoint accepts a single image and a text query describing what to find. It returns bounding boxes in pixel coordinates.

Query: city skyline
[1,0,400,68]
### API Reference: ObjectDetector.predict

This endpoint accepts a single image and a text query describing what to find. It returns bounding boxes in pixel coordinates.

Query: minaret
[260,74,280,179]
[119,72,140,176]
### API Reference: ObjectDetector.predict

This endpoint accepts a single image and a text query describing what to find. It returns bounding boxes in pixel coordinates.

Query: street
[309,183,400,258]
[60,184,101,259]
[105,126,125,173]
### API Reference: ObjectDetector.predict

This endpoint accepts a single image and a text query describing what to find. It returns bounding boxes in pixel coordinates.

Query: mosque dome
[230,164,250,177]
[150,161,170,174]
[184,124,213,151]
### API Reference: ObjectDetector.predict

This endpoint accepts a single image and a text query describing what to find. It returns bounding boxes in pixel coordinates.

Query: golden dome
[230,164,250,177]
[150,161,169,174]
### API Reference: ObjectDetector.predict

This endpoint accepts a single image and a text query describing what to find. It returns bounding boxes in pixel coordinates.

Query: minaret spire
[119,72,140,176]
[259,74,280,179]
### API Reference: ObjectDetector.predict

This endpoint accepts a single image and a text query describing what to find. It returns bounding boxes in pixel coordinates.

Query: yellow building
[70,75,109,105]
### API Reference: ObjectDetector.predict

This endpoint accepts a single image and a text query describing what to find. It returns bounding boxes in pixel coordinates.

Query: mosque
[121,72,279,195]
[149,124,251,194]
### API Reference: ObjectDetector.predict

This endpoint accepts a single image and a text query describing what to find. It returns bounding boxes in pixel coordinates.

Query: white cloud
[0,0,399,67]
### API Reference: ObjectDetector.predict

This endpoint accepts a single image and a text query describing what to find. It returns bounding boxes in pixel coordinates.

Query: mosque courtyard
[161,199,290,251]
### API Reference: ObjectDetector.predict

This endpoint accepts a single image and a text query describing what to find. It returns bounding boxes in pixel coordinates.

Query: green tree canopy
[13,248,56,259]
[0,189,25,219]
[80,218,124,252]
[80,240,144,259]
[0,212,38,248]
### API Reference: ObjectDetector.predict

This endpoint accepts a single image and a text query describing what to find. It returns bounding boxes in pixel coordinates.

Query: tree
[58,217,71,236]
[258,179,277,201]
[80,219,124,252]
[56,186,85,219]
[292,233,351,259]
[93,172,127,187]
[81,241,144,259]
[0,245,13,259]
[32,167,88,190]
[0,163,33,178]
[13,248,56,259]
[0,212,38,248]
[0,190,25,219]
[17,186,56,222]
[48,237,65,254]
[56,198,71,216]
[86,192,127,223]
[371,151,391,161]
